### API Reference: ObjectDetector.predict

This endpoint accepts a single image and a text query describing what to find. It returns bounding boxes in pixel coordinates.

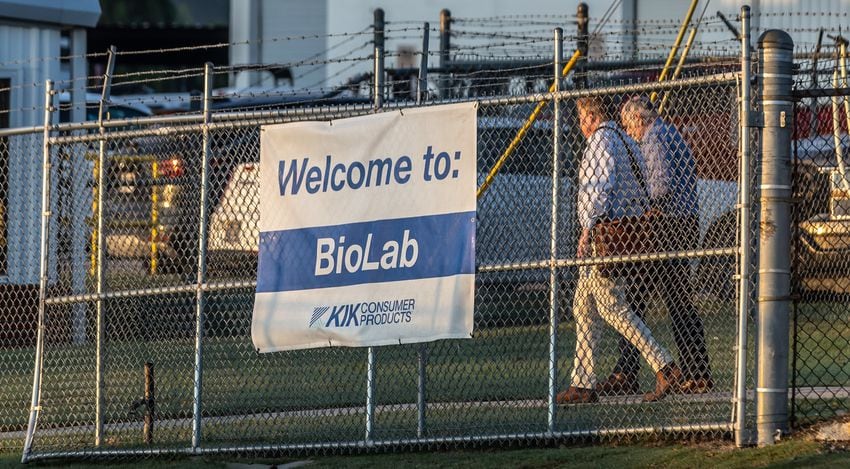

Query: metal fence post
[70,29,88,345]
[417,21,430,439]
[548,27,563,433]
[191,62,214,452]
[575,3,588,89]
[21,79,56,463]
[374,8,385,58]
[735,5,753,447]
[417,22,430,106]
[439,9,451,98]
[366,36,385,443]
[756,29,794,446]
[95,45,116,447]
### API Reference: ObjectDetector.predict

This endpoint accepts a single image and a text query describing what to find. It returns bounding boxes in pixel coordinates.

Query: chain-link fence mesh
[2,6,850,462]
[0,131,44,454]
[0,60,745,462]
[790,47,850,427]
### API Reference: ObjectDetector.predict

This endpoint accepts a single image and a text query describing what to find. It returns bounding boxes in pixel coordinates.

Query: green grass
[0,294,849,457]
[2,438,850,468]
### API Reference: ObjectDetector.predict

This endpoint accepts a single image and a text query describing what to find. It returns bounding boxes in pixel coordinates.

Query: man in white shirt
[557,96,682,404]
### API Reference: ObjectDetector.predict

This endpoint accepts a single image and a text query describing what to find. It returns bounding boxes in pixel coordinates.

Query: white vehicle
[207,160,737,288]
[58,91,154,122]
[208,162,262,274]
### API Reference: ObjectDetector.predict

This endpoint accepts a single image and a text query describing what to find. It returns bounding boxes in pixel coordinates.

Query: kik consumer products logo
[308,299,416,328]
[309,306,330,327]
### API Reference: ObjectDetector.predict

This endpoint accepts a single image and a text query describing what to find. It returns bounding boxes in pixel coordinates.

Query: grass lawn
[2,437,850,468]
[0,287,848,458]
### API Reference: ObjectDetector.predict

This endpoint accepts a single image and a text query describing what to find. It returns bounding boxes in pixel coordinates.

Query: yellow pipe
[477,48,581,198]
[650,0,700,103]
[89,160,98,277]
[150,161,159,275]
[658,25,699,115]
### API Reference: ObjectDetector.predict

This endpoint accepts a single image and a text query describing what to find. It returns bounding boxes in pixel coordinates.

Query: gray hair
[620,95,658,125]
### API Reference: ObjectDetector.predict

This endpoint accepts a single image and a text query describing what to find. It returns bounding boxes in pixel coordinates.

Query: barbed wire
[6,10,850,121]
[0,51,110,70]
[293,39,374,82]
[116,29,370,58]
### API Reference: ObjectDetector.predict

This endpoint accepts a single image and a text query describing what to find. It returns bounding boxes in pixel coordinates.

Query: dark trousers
[612,215,711,381]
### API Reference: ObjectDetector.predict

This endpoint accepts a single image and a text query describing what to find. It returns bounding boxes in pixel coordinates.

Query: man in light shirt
[557,96,682,404]
[593,95,712,396]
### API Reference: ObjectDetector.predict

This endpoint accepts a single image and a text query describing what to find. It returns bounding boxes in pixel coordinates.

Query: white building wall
[634,0,850,55]
[230,0,327,89]
[324,0,596,90]
[230,0,606,90]
[0,22,61,284]
[230,0,850,90]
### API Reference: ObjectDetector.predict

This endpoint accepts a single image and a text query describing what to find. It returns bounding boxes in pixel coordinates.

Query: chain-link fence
[1,5,850,463]
[0,50,751,461]
[790,44,850,428]
[0,129,45,454]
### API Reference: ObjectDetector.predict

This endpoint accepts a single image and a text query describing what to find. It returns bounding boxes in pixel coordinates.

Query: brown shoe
[642,363,683,403]
[556,386,599,404]
[680,377,714,394]
[595,372,640,396]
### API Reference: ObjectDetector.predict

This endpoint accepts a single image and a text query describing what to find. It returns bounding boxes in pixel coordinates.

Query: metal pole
[808,30,824,139]
[657,27,697,115]
[477,49,581,198]
[416,345,427,438]
[650,0,700,103]
[374,8,385,53]
[417,22,430,106]
[374,45,384,110]
[95,45,116,447]
[575,3,588,90]
[717,11,742,41]
[373,3,385,106]
[735,5,753,448]
[366,347,375,441]
[439,9,451,98]
[836,36,850,192]
[548,27,563,433]
[150,160,159,274]
[191,62,214,452]
[832,47,850,193]
[143,362,155,445]
[21,79,55,463]
[439,9,450,68]
[417,21,430,439]
[756,29,793,446]
[366,42,385,442]
[657,0,711,115]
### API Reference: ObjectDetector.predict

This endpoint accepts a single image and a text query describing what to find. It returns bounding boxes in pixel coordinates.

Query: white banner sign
[252,102,477,352]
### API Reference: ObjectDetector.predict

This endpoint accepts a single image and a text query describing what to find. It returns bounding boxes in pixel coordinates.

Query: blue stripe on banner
[256,212,475,293]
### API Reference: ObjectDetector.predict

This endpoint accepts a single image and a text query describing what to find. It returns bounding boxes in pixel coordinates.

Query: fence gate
[790,44,850,427]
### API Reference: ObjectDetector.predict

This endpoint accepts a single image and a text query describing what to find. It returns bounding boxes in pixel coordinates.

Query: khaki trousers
[570,266,673,390]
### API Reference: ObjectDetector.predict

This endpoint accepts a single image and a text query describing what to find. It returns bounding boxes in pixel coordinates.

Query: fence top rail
[0,125,49,138]
[41,71,738,144]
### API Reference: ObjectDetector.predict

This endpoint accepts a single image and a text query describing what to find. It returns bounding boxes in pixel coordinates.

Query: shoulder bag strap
[598,125,650,211]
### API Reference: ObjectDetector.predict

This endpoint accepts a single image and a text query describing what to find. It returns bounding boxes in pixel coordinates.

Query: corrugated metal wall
[0,22,60,285]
